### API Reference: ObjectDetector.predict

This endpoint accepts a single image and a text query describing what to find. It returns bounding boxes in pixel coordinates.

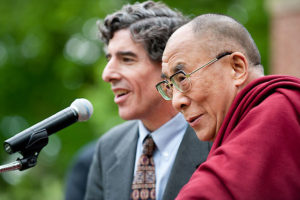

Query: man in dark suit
[82,1,211,200]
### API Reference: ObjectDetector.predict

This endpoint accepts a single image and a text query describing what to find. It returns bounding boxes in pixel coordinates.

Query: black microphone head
[70,98,93,121]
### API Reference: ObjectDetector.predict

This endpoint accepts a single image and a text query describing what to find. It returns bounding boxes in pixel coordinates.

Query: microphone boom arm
[0,129,49,172]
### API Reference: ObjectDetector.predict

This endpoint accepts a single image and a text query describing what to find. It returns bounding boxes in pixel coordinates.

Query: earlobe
[230,52,248,87]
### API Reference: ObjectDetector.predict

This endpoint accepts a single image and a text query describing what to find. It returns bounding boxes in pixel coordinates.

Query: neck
[141,103,178,132]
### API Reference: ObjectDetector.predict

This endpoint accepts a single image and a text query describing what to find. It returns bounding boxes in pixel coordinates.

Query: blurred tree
[0,0,269,199]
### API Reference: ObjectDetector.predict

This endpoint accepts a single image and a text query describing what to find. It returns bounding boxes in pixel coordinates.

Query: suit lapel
[162,125,212,200]
[105,122,139,200]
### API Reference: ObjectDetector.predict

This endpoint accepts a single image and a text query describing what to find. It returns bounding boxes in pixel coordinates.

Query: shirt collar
[138,113,188,152]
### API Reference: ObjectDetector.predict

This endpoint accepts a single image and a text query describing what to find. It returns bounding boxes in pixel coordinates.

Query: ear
[229,52,248,87]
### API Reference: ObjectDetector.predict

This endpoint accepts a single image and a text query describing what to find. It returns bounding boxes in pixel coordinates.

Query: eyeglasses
[156,52,232,100]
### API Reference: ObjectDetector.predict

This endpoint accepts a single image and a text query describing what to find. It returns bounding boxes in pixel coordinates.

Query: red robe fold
[176,75,300,200]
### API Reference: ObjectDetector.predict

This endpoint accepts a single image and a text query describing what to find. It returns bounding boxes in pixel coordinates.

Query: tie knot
[143,136,156,156]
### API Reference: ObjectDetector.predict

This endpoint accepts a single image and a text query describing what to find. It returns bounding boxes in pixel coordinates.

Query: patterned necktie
[131,136,156,200]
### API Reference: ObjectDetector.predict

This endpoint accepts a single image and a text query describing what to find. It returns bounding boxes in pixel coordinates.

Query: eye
[166,83,173,90]
[105,54,111,62]
[122,57,135,63]
[175,73,187,82]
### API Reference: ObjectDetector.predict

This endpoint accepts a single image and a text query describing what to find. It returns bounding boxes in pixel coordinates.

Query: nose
[102,58,121,83]
[172,89,190,112]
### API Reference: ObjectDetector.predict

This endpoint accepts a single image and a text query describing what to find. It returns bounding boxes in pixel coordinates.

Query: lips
[114,89,129,97]
[113,88,131,104]
[186,114,203,127]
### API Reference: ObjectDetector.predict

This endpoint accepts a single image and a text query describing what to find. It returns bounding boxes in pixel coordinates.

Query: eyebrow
[105,51,138,60]
[161,63,185,79]
[174,63,185,72]
[161,73,168,79]
[117,51,137,58]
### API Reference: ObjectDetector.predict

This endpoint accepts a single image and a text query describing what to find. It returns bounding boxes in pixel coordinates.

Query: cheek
[189,76,213,102]
[135,71,161,97]
[143,69,162,89]
[189,73,231,115]
[208,82,235,123]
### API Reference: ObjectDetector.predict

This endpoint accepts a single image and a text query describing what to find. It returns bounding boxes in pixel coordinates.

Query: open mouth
[115,89,129,98]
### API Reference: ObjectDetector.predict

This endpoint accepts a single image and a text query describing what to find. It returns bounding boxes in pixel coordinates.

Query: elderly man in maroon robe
[155,13,300,200]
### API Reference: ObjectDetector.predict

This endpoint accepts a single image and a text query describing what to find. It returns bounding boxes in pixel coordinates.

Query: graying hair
[191,14,262,70]
[98,1,188,62]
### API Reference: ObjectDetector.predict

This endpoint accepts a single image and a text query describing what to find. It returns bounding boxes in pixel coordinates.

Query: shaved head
[190,14,263,72]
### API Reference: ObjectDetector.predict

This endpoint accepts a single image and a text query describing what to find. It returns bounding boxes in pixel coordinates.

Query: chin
[119,113,133,121]
[118,109,137,121]
[195,130,214,141]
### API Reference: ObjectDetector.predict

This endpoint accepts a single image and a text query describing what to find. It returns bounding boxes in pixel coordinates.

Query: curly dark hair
[98,1,189,62]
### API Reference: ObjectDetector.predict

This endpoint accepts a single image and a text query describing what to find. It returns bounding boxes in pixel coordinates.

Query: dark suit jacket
[84,120,211,200]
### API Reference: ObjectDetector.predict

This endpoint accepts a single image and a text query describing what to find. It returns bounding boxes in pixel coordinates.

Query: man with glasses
[84,2,211,200]
[158,13,300,199]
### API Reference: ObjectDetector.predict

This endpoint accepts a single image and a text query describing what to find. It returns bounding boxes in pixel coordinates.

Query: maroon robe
[176,75,300,200]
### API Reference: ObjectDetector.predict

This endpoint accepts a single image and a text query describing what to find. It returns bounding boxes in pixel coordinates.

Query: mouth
[113,88,131,104]
[114,89,129,98]
[187,114,203,127]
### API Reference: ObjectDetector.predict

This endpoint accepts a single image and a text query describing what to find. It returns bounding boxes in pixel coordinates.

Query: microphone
[3,98,93,154]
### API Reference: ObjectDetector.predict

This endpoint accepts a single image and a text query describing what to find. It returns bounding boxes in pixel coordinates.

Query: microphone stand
[0,161,22,172]
[0,129,49,173]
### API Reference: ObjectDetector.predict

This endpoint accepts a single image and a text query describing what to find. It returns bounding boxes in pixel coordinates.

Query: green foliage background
[0,0,269,199]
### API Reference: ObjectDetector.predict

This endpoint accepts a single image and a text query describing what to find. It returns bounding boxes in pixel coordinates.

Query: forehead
[107,29,147,57]
[162,24,201,77]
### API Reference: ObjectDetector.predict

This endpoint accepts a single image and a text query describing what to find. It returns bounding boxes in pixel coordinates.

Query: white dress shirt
[134,113,188,200]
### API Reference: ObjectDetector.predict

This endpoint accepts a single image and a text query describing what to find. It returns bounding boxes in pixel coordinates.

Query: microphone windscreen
[70,98,93,121]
